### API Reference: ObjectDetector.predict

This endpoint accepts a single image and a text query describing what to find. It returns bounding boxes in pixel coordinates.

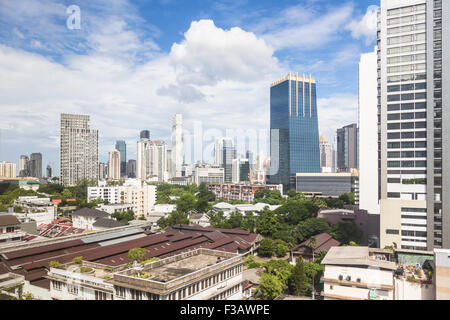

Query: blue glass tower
[115,140,127,177]
[267,73,321,192]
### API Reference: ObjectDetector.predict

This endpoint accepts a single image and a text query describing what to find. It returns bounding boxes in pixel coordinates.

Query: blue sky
[0,0,379,175]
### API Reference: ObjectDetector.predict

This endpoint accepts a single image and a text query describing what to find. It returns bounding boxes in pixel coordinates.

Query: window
[388,133,400,140]
[415,102,426,109]
[387,193,401,199]
[388,123,400,130]
[95,291,107,300]
[388,142,400,149]
[402,142,414,148]
[401,103,414,110]
[388,104,400,111]
[388,114,400,121]
[116,287,126,298]
[52,281,62,291]
[388,161,400,168]
[401,122,414,129]
[401,113,414,120]
[386,229,400,235]
[68,285,78,295]
[401,132,414,139]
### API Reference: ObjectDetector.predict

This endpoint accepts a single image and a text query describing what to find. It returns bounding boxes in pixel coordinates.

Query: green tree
[287,189,297,198]
[256,208,281,237]
[275,200,311,225]
[331,221,363,244]
[176,192,197,213]
[339,192,356,205]
[258,273,284,300]
[288,258,307,296]
[258,238,275,257]
[274,240,289,258]
[294,218,331,243]
[128,248,146,262]
[195,197,211,213]
[72,256,83,265]
[242,212,257,233]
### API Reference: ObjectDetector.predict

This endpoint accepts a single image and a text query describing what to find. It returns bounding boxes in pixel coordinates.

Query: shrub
[49,261,62,269]
[72,256,83,265]
[79,266,93,273]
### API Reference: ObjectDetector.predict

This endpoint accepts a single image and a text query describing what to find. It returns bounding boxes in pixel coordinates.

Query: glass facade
[115,140,127,177]
[268,74,321,191]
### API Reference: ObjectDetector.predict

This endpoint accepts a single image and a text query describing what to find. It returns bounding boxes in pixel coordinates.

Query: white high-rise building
[378,0,450,250]
[0,161,16,178]
[148,141,168,182]
[359,47,380,215]
[108,149,121,180]
[319,135,333,173]
[214,138,224,167]
[171,114,184,178]
[136,137,150,180]
[60,114,98,186]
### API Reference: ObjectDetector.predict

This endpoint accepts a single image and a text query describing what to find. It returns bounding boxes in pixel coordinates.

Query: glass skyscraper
[267,73,321,192]
[115,140,127,177]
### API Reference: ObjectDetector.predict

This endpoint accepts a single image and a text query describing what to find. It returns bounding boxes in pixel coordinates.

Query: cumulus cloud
[346,5,379,45]
[170,20,280,86]
[157,84,206,103]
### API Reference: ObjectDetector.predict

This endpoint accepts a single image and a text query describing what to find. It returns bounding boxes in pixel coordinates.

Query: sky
[0,0,380,175]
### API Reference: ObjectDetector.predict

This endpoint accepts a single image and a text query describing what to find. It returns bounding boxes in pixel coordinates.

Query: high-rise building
[319,135,334,172]
[148,141,168,182]
[60,114,98,186]
[336,124,359,172]
[232,158,250,183]
[115,140,127,177]
[0,161,16,178]
[378,0,449,250]
[267,73,321,192]
[46,164,52,179]
[171,114,184,178]
[29,153,42,178]
[126,159,136,178]
[359,47,380,215]
[99,162,106,180]
[140,130,150,140]
[214,138,224,167]
[137,137,150,180]
[19,155,29,177]
[222,138,236,183]
[108,149,121,180]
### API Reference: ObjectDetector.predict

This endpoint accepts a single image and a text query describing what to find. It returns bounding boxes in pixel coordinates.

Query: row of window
[388,72,425,83]
[387,161,427,168]
[387,23,425,35]
[387,151,427,158]
[387,4,426,17]
[387,33,426,46]
[387,13,426,26]
[387,43,425,55]
[401,216,427,221]
[387,53,426,65]
[388,63,426,74]
[210,284,241,301]
[387,112,426,121]
[388,102,426,110]
[387,122,426,130]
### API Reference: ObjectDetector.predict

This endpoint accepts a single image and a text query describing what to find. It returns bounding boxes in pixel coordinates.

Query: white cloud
[346,5,379,45]
[170,20,280,86]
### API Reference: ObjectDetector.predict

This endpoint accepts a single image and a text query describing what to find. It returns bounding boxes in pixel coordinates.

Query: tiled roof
[92,218,124,229]
[0,215,20,227]
[71,208,109,218]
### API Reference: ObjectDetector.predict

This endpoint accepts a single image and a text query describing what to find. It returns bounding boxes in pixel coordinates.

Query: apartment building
[14,196,57,225]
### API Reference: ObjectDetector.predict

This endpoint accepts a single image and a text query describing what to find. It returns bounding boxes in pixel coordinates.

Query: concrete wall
[394,278,435,300]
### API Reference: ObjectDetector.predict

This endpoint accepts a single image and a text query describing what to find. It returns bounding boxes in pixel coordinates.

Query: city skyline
[0,0,380,175]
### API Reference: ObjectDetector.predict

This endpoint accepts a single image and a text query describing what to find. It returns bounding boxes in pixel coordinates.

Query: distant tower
[108,149,121,180]
[115,140,127,177]
[171,114,184,178]
[30,153,42,178]
[140,130,150,140]
[46,164,52,178]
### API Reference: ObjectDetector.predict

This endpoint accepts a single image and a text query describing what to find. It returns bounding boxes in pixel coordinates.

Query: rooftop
[0,215,20,227]
[71,208,110,218]
[322,246,396,271]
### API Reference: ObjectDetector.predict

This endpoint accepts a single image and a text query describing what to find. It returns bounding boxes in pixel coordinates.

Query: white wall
[394,278,435,300]
[358,47,380,215]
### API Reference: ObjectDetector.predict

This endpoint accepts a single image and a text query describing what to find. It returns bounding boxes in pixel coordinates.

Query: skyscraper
[0,162,16,178]
[214,138,224,167]
[60,114,98,186]
[29,153,42,178]
[336,124,358,172]
[359,47,380,215]
[148,141,168,182]
[19,155,29,177]
[115,140,127,177]
[140,130,150,140]
[267,73,321,192]
[319,135,333,172]
[137,136,151,180]
[127,159,136,178]
[108,149,121,180]
[378,0,449,250]
[171,114,184,178]
[222,138,236,182]
[46,164,52,179]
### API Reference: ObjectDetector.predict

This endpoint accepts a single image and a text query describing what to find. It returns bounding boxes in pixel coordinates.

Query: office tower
[378,0,449,250]
[127,159,136,178]
[108,149,121,180]
[223,138,236,182]
[19,155,29,177]
[115,140,127,177]
[319,135,333,172]
[29,153,42,178]
[60,114,99,186]
[137,136,150,180]
[232,158,250,183]
[214,138,224,166]
[267,73,321,192]
[336,124,359,172]
[171,114,184,178]
[0,161,16,178]
[148,141,168,182]
[140,130,150,140]
[46,164,52,178]
[166,150,172,177]
[246,150,254,171]
[359,47,380,215]
[99,162,106,180]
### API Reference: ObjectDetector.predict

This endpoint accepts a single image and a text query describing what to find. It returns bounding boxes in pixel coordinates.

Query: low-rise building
[0,215,25,244]
[193,165,224,185]
[289,233,340,264]
[189,213,211,227]
[207,184,283,203]
[212,202,280,218]
[295,171,359,198]
[71,208,111,231]
[14,196,57,225]
[97,203,134,215]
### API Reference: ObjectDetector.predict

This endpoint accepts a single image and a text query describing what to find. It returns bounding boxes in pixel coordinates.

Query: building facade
[193,165,224,185]
[0,162,16,178]
[29,153,42,179]
[171,114,184,178]
[60,114,98,186]
[378,0,449,251]
[336,124,358,172]
[319,135,334,173]
[295,171,359,198]
[115,140,127,178]
[108,149,121,180]
[127,160,136,178]
[207,184,283,202]
[359,48,381,215]
[267,73,321,192]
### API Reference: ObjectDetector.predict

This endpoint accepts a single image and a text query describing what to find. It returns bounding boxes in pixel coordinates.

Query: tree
[176,192,197,213]
[308,236,317,262]
[256,208,280,237]
[294,218,331,243]
[258,238,275,257]
[274,240,289,258]
[242,212,257,233]
[258,273,284,300]
[304,262,325,297]
[287,189,297,198]
[128,248,146,262]
[263,260,293,286]
[331,221,363,244]
[314,250,328,264]
[288,258,307,296]
[195,197,210,213]
[72,256,83,265]
[339,192,356,205]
